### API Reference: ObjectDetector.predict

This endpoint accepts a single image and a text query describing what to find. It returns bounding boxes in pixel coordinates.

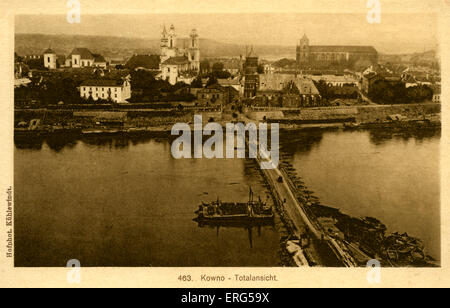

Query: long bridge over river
[256,150,361,267]
[241,117,369,267]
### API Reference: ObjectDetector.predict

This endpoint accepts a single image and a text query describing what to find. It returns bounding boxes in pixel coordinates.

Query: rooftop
[310,75,356,83]
[80,79,125,87]
[69,48,95,60]
[43,48,56,54]
[259,74,320,95]
[218,78,241,86]
[310,45,377,54]
[162,56,190,66]
[126,54,160,70]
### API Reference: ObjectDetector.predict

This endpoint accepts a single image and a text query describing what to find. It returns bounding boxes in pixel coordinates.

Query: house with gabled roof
[160,56,192,85]
[67,48,108,68]
[79,78,131,103]
[257,74,322,107]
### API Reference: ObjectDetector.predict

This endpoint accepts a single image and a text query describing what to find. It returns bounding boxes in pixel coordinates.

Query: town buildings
[197,84,228,107]
[309,74,358,87]
[66,48,108,68]
[160,25,201,85]
[217,78,243,96]
[256,74,322,107]
[296,34,378,69]
[223,58,243,76]
[79,78,131,103]
[361,65,403,96]
[196,84,239,106]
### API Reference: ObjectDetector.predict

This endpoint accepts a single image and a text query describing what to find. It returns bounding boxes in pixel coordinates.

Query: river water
[280,128,440,260]
[14,128,440,266]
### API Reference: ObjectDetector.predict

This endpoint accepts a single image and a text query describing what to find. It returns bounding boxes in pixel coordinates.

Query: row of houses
[253,74,323,108]
[43,47,108,69]
[361,64,441,103]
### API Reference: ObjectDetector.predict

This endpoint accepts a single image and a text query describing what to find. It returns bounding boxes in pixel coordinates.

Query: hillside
[379,50,438,64]
[15,33,295,61]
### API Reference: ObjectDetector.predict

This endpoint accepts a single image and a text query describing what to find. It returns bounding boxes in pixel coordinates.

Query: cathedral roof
[125,54,161,70]
[162,56,190,65]
[43,48,56,54]
[80,79,125,87]
[309,45,377,54]
[69,48,95,60]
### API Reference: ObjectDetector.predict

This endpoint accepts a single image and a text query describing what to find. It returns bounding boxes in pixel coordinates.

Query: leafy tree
[212,62,224,72]
[191,76,203,88]
[272,58,296,68]
[313,80,331,101]
[368,80,431,104]
[406,85,433,102]
[130,70,157,90]
[257,64,265,74]
[25,58,45,70]
[206,75,218,87]
[211,70,231,79]
[200,60,210,73]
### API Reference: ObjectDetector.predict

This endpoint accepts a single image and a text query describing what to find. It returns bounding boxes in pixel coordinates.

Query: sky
[10,0,443,54]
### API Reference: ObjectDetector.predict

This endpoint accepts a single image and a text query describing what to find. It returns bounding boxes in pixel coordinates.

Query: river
[14,128,440,266]
[280,128,440,260]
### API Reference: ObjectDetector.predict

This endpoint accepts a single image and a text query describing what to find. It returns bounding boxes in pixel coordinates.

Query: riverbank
[245,103,441,124]
[15,103,441,137]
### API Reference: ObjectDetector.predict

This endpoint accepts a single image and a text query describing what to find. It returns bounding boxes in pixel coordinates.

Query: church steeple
[300,33,309,46]
[168,24,176,49]
[188,28,200,71]
[190,28,199,49]
[297,33,310,68]
[161,24,169,49]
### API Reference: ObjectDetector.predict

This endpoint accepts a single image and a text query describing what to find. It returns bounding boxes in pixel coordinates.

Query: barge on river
[194,190,274,225]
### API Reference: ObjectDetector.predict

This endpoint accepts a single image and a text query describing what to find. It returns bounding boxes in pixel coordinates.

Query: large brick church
[296,34,378,69]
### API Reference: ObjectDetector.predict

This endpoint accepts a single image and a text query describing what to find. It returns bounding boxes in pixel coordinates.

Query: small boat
[82,128,122,135]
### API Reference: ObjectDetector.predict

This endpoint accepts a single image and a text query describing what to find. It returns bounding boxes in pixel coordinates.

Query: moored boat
[195,189,274,224]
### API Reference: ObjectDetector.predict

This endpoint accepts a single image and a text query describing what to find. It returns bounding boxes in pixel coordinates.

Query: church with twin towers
[159,24,201,84]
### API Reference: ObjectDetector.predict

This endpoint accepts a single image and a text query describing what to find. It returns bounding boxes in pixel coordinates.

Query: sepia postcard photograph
[1,0,450,289]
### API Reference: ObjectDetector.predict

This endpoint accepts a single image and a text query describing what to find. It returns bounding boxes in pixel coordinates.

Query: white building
[67,48,107,68]
[310,74,358,87]
[432,88,441,103]
[159,25,200,85]
[160,57,192,85]
[80,79,131,103]
[43,48,57,69]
